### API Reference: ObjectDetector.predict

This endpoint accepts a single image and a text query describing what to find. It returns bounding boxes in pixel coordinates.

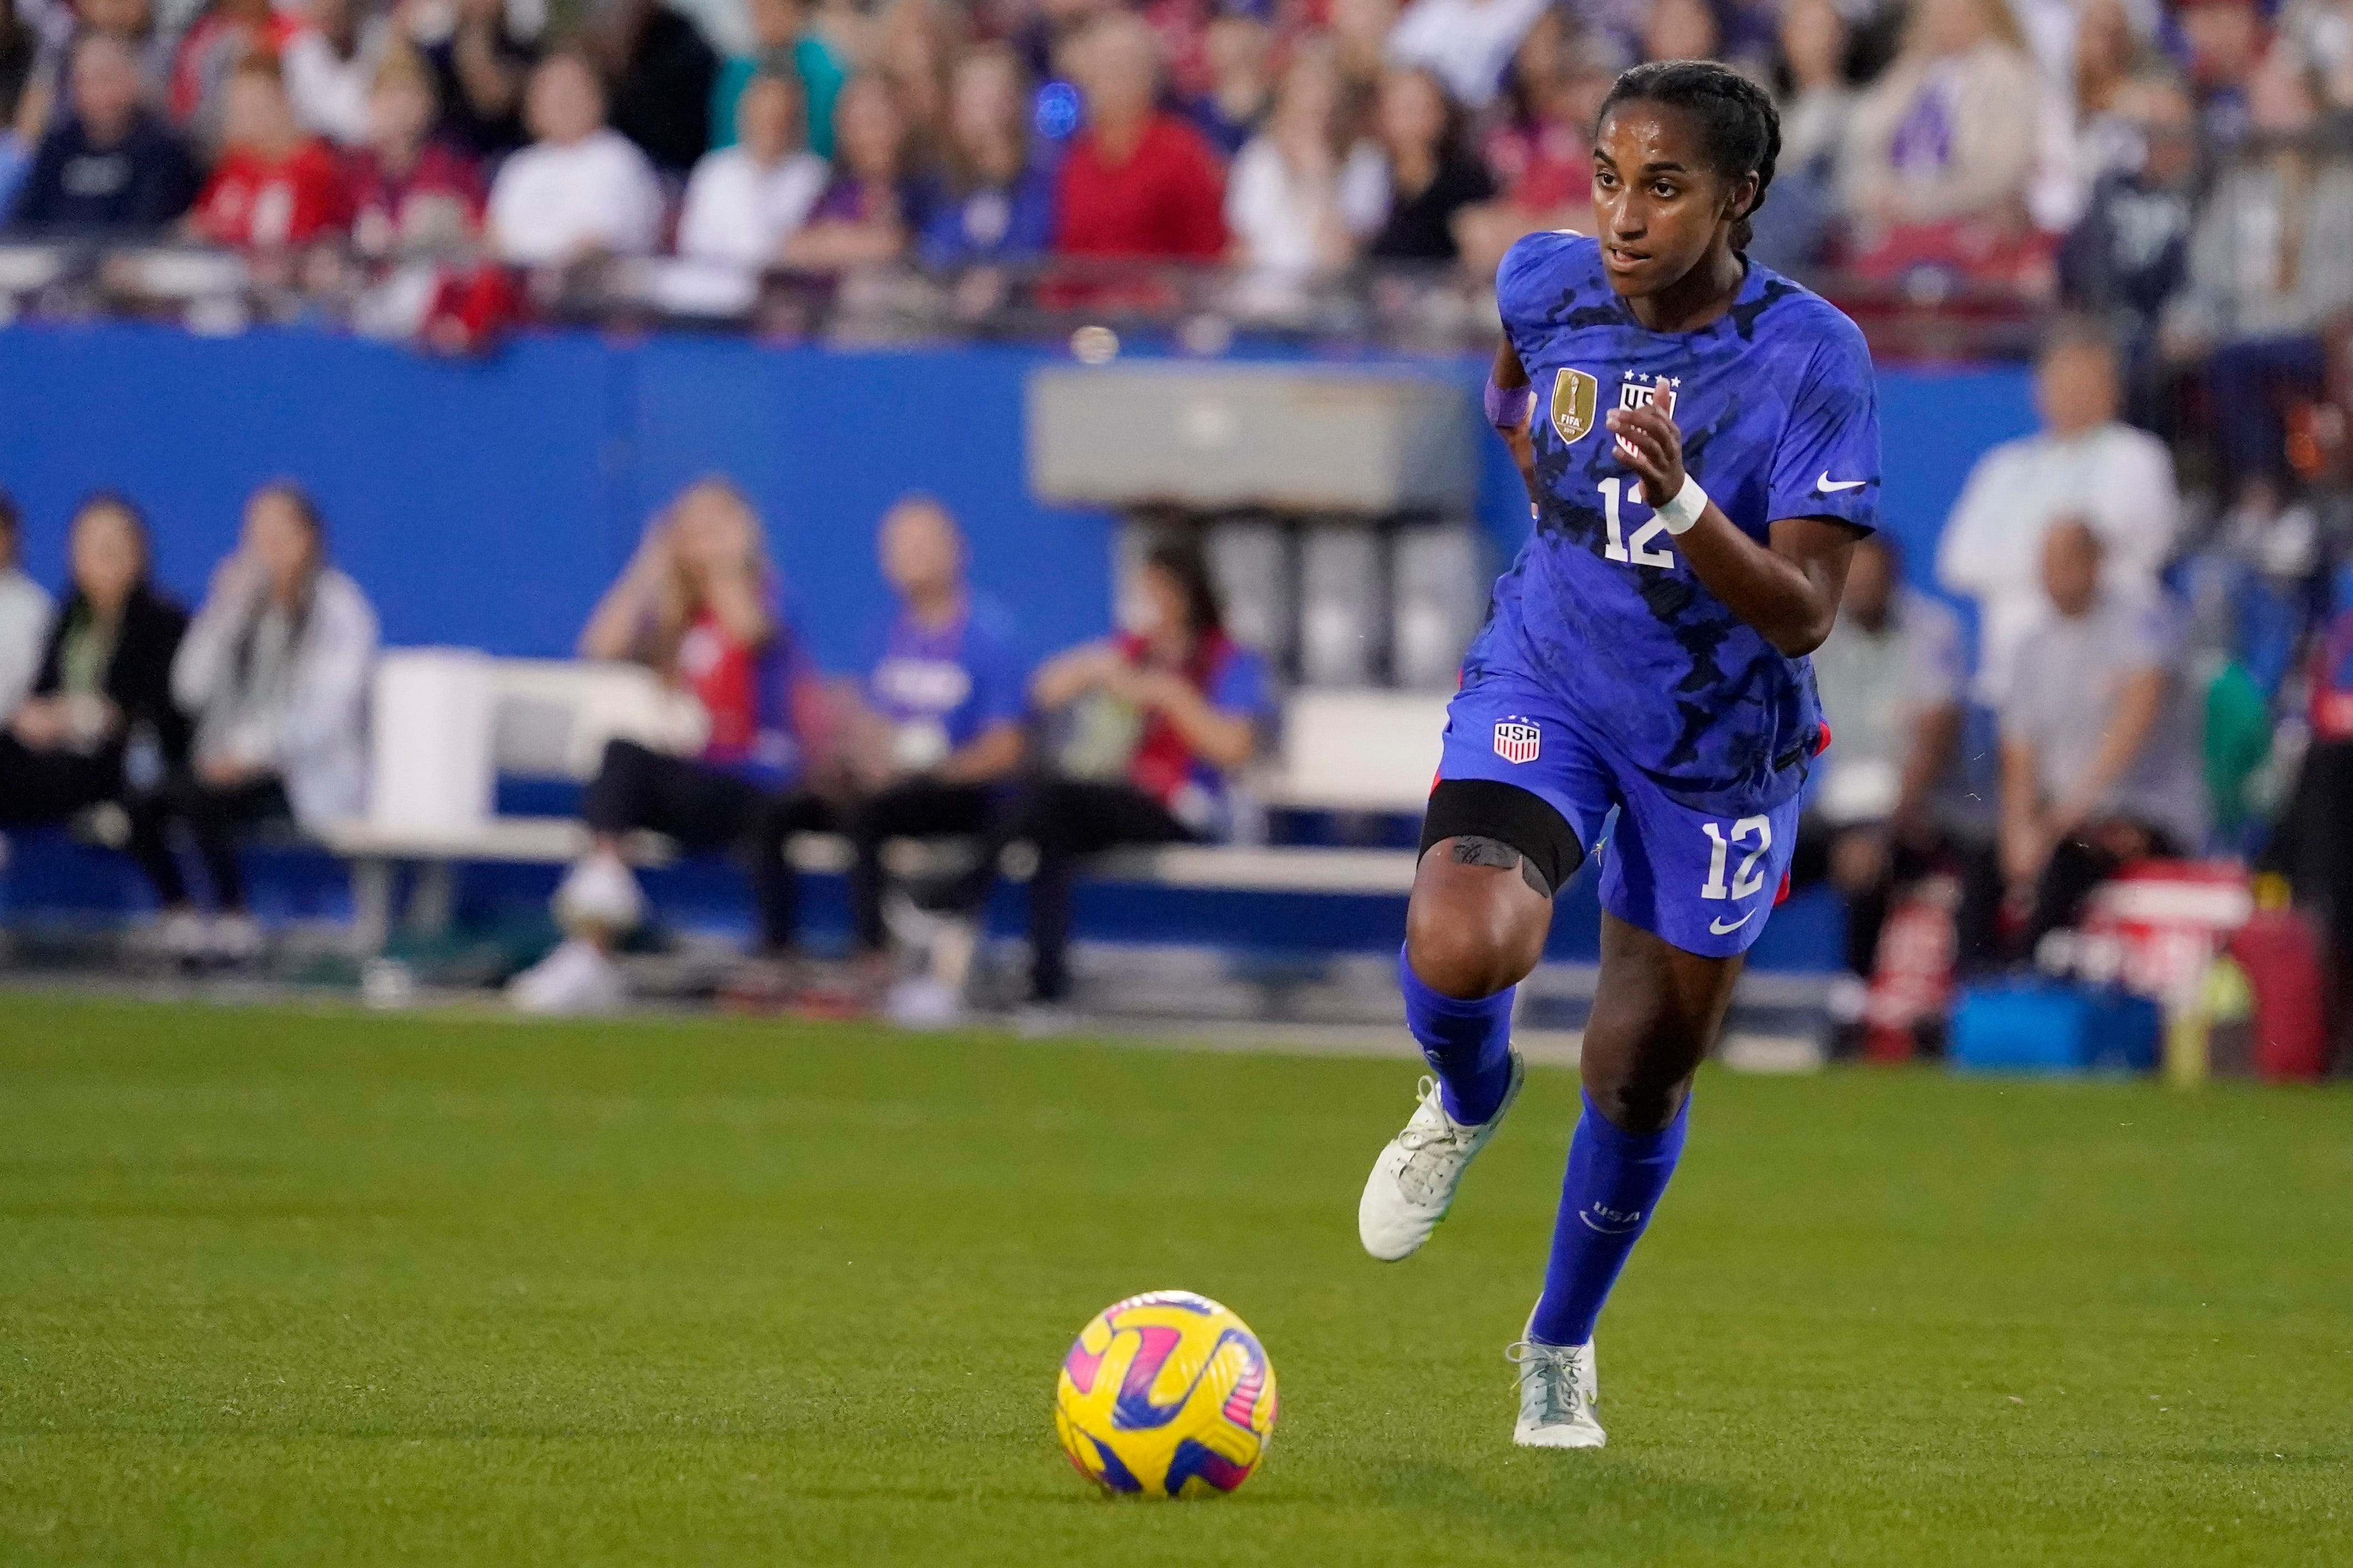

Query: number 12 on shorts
[1700,815,1772,900]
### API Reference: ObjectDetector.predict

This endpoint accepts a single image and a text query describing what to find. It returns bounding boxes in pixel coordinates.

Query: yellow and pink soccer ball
[1053,1291,1279,1498]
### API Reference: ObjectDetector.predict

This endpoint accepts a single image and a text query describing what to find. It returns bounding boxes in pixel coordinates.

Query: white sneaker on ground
[1508,1331,1605,1448]
[507,938,626,1014]
[1357,1050,1525,1261]
[552,852,643,935]
[1013,1001,1077,1037]
[208,912,265,964]
[886,976,965,1029]
[157,908,210,962]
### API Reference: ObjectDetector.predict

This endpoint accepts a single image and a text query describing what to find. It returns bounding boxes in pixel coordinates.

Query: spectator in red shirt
[189,56,350,250]
[509,479,831,1015]
[342,41,481,260]
[1052,11,1226,262]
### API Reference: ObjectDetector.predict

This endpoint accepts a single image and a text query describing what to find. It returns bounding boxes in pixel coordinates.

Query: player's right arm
[1486,231,1587,514]
[1487,337,1541,511]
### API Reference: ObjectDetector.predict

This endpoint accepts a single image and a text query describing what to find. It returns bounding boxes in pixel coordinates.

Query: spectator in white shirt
[1384,0,1550,111]
[2000,518,2206,951]
[677,68,828,268]
[1224,39,1386,312]
[1936,317,2179,705]
[130,482,377,962]
[486,50,664,266]
[0,492,54,724]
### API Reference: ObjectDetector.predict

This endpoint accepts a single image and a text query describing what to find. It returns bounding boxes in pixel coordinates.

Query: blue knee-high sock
[1527,1092,1690,1346]
[1397,945,1514,1125]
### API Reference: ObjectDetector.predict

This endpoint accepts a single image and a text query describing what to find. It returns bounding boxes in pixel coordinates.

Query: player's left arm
[1607,332,1879,658]
[1607,392,1862,656]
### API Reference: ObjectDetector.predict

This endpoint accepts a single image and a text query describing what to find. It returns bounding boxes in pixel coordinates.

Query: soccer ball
[1053,1290,1279,1498]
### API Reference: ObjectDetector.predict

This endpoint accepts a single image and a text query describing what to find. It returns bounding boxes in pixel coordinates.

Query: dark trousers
[939,777,1193,1003]
[0,736,117,827]
[844,778,998,954]
[2205,334,2328,489]
[582,739,830,953]
[2021,819,2182,958]
[125,773,290,911]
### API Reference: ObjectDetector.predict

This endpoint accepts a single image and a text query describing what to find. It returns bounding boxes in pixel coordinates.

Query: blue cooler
[1947,982,2163,1075]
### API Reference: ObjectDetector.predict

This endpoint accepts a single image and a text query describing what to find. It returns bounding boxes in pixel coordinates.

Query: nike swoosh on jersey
[1816,473,1868,493]
[1709,911,1757,934]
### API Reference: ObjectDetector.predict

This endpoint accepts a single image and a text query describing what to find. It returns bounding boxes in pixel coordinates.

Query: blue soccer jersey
[1437,233,1881,957]
[1468,230,1881,820]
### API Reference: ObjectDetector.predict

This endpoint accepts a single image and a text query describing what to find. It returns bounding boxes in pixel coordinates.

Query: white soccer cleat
[507,938,626,1015]
[157,908,210,962]
[885,976,965,1030]
[1508,1333,1605,1449]
[207,912,266,964]
[1357,1050,1525,1261]
[552,851,644,937]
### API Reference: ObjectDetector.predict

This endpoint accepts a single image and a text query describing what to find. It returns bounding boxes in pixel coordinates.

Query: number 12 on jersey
[1598,477,1675,569]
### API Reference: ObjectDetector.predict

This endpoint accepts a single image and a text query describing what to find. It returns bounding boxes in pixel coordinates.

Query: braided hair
[1596,60,1781,253]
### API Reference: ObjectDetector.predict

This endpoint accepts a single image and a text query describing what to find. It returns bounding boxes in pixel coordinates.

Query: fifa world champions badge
[1550,368,1598,444]
[1493,719,1542,764]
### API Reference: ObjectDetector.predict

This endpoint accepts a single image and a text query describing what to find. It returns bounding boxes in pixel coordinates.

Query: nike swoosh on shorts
[1709,911,1756,934]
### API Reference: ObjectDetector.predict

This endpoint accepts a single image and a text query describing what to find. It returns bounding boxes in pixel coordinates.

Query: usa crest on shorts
[1493,719,1541,764]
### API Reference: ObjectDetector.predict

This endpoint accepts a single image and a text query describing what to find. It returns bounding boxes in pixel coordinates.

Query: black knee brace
[1418,778,1585,899]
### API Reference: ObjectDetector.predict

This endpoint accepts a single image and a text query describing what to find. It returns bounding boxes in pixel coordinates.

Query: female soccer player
[1356,59,1880,1448]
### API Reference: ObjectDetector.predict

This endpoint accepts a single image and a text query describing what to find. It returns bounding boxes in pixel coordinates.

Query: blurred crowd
[6,0,2353,1040]
[1798,316,2353,1051]
[3,0,2353,337]
[0,477,1277,1026]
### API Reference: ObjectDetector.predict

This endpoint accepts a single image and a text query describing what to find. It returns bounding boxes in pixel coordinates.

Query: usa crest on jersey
[1493,719,1542,764]
[1618,372,1679,413]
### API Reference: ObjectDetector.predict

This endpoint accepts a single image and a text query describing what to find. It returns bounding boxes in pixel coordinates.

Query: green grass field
[1,993,2346,1565]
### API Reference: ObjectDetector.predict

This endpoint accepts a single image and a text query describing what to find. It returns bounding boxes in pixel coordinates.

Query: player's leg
[1360,688,1605,1262]
[1403,785,1567,1120]
[1511,779,1802,1448]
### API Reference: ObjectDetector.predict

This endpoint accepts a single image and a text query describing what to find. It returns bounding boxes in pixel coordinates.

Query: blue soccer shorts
[1433,671,1804,959]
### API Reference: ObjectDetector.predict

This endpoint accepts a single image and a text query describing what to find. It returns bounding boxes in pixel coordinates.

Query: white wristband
[1652,472,1709,535]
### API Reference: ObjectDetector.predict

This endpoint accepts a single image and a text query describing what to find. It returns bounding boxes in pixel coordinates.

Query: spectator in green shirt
[710,0,845,159]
